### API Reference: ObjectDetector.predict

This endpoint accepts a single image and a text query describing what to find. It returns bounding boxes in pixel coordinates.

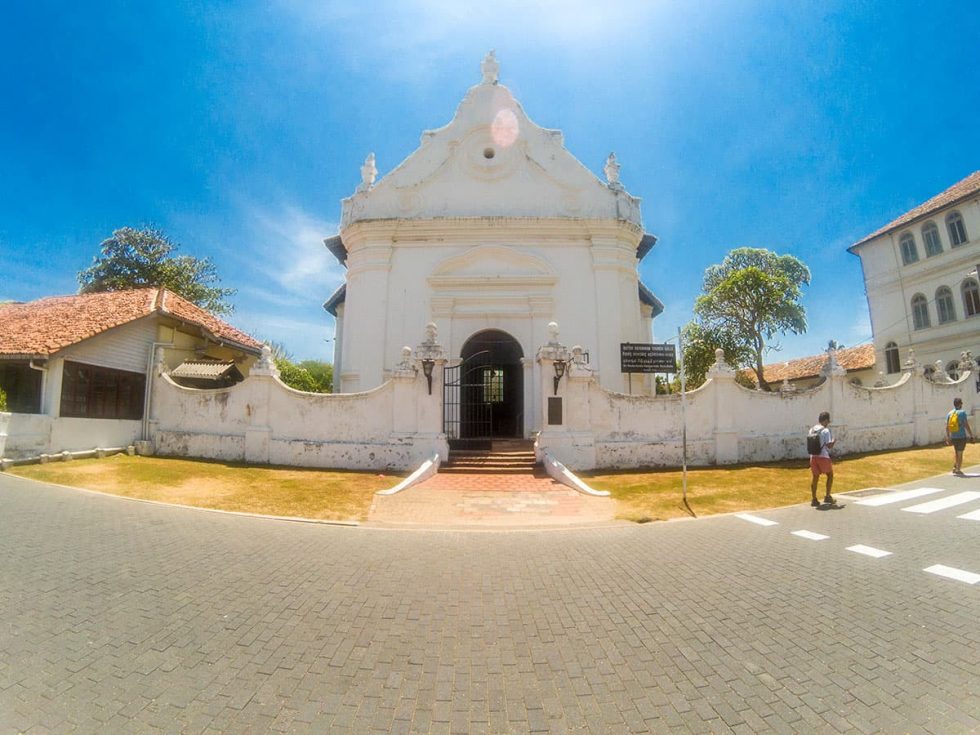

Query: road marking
[792,530,828,540]
[924,564,980,585]
[735,513,777,526]
[847,545,892,558]
[958,509,980,521]
[901,491,980,514]
[855,487,945,506]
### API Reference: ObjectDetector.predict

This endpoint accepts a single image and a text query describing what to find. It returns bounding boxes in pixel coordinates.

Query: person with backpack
[945,397,975,476]
[808,411,836,507]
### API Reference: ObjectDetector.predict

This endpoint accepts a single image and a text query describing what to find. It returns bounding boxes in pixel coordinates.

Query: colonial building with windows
[323,52,662,443]
[848,171,980,383]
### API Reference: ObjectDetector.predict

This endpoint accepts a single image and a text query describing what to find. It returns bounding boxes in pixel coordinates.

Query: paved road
[1,470,978,734]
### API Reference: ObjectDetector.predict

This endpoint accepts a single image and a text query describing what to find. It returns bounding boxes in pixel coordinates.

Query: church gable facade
[325,53,662,441]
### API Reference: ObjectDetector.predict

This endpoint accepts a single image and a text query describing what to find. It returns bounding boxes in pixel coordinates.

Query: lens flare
[491,108,519,148]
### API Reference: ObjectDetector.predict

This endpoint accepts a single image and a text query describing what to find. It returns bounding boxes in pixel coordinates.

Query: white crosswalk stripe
[924,564,980,585]
[958,509,980,521]
[735,513,777,526]
[855,487,945,506]
[792,530,828,540]
[902,491,980,514]
[847,545,892,558]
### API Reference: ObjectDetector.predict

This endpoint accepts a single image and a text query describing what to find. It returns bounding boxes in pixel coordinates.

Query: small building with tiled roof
[848,171,980,384]
[0,288,262,458]
[740,344,878,390]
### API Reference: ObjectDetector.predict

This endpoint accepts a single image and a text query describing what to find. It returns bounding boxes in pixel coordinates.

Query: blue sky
[1,1,978,364]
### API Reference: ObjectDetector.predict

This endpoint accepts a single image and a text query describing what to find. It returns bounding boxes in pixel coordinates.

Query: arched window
[946,211,968,246]
[936,286,956,323]
[911,293,930,329]
[884,342,900,374]
[962,278,980,317]
[899,233,918,264]
[922,222,942,256]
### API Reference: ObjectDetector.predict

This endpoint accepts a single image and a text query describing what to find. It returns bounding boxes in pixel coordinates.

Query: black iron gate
[443,350,504,449]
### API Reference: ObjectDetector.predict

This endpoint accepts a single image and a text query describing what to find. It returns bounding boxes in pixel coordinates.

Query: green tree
[679,321,753,390]
[297,360,333,393]
[692,247,810,391]
[0,387,8,412]
[78,227,235,315]
[266,342,332,394]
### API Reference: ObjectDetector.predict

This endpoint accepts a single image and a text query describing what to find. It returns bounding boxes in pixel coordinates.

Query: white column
[707,349,739,464]
[332,302,345,390]
[590,238,640,393]
[342,239,392,390]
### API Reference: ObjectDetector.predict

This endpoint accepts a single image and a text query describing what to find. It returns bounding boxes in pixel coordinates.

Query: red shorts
[810,456,833,476]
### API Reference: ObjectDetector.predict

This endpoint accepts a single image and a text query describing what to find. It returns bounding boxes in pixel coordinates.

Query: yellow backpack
[947,410,960,433]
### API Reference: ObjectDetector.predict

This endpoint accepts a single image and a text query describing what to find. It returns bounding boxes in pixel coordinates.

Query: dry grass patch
[583,443,980,522]
[9,454,403,521]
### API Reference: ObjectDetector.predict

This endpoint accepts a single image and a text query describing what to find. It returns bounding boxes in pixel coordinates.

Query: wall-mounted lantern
[553,359,567,396]
[421,358,435,395]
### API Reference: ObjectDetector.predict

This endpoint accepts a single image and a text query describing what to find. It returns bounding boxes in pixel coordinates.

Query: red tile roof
[742,344,876,385]
[0,288,262,358]
[851,170,980,249]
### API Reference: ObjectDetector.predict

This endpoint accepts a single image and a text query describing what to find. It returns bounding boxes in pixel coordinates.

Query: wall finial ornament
[821,347,847,377]
[548,321,560,345]
[536,322,569,366]
[481,50,499,85]
[903,348,919,373]
[252,344,281,377]
[707,347,736,378]
[958,350,974,373]
[414,322,445,366]
[358,153,377,192]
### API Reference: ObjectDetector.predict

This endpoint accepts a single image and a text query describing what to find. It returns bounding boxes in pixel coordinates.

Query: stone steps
[442,441,538,475]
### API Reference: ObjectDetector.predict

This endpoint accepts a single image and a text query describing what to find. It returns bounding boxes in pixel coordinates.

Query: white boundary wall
[535,354,977,470]
[150,366,449,471]
[10,342,974,472]
[146,346,978,473]
[5,413,141,458]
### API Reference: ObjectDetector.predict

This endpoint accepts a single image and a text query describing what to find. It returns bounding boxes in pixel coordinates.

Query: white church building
[323,52,662,443]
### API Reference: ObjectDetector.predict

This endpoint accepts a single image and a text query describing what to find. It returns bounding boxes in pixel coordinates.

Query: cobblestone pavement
[369,471,617,528]
[1,470,978,734]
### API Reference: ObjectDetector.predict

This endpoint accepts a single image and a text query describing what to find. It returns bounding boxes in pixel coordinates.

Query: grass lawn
[6,443,977,524]
[583,442,980,523]
[8,454,402,522]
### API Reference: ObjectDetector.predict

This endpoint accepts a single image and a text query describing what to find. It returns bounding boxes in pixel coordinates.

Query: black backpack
[807,430,823,455]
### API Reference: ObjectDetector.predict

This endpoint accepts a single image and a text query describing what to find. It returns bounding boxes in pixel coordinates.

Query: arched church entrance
[444,330,524,449]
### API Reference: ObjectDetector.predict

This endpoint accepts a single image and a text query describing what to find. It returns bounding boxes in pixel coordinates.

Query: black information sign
[548,397,563,425]
[621,342,676,373]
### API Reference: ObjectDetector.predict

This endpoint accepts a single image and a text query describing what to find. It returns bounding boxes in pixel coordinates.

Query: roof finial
[481,50,499,85]
[358,153,377,192]
[604,152,622,189]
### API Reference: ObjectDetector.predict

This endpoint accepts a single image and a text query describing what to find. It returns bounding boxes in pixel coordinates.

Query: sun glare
[491,108,519,147]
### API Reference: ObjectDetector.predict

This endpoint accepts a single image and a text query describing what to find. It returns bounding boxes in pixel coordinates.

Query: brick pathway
[1,470,978,733]
[368,470,617,527]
